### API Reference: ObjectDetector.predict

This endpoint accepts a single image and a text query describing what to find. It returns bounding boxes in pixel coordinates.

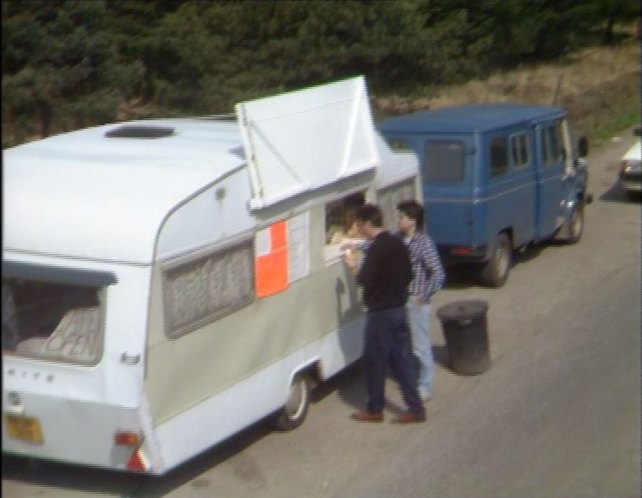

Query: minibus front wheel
[481,232,512,288]
[564,200,584,244]
[273,373,311,431]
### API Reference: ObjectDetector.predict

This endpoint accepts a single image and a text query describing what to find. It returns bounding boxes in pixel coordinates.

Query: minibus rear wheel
[273,373,310,431]
[481,232,512,287]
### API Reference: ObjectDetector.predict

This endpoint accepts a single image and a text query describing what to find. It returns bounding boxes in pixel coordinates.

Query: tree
[2,1,125,137]
[2,0,640,145]
[585,0,640,44]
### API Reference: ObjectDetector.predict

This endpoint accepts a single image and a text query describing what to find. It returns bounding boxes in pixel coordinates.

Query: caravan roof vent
[105,125,175,139]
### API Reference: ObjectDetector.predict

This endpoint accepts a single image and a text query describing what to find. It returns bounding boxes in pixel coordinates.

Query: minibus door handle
[120,352,141,365]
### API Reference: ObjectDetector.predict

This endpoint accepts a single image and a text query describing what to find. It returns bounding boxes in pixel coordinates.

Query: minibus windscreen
[424,140,465,182]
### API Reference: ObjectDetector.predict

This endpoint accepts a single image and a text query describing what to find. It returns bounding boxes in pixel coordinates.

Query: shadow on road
[599,180,641,203]
[2,455,146,496]
[2,416,274,497]
[441,242,559,291]
[313,359,364,412]
[433,344,450,370]
[3,362,371,497]
[135,420,274,496]
[442,264,483,290]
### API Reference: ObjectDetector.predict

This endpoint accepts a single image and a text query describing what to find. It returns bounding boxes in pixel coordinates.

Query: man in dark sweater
[343,203,426,423]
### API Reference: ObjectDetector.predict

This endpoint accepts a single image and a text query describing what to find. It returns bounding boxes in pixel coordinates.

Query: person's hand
[342,247,358,273]
[340,241,358,252]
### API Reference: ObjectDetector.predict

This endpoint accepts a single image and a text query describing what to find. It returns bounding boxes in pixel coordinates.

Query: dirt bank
[375,42,641,144]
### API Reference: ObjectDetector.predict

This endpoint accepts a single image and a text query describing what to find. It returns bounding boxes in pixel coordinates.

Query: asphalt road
[3,129,640,498]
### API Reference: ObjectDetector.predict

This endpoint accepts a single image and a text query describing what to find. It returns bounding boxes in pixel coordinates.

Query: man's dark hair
[355,203,383,227]
[397,200,424,232]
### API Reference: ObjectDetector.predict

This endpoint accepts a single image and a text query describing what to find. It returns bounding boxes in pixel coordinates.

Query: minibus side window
[510,132,530,169]
[2,279,105,365]
[541,122,563,166]
[424,141,465,182]
[489,136,509,177]
[377,180,417,232]
[163,241,254,338]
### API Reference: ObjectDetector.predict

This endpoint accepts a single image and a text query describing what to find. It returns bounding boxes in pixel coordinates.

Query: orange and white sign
[255,220,288,298]
[254,212,309,298]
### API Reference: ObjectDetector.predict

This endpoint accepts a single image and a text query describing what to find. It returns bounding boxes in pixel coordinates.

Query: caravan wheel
[273,373,310,431]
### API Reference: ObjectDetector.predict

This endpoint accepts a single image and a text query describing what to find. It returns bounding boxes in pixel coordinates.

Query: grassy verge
[570,76,640,146]
[3,37,639,149]
[375,40,641,148]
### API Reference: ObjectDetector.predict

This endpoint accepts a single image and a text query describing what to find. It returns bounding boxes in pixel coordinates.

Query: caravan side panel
[156,165,254,261]
[144,197,365,471]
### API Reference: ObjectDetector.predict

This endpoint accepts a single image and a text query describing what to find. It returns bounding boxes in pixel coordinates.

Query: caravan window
[2,271,108,365]
[163,242,254,338]
[325,191,366,246]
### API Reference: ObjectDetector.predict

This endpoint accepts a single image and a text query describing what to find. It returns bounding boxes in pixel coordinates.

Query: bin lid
[437,300,488,322]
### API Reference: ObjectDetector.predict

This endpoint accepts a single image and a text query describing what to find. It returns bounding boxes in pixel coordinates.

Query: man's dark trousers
[364,306,425,416]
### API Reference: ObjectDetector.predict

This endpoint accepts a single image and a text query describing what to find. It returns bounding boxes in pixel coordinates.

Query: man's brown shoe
[350,410,384,422]
[391,411,426,424]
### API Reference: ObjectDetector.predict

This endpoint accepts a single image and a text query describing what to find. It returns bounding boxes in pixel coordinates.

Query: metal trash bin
[437,300,490,375]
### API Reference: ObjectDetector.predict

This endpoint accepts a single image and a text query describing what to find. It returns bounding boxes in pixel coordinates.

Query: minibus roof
[3,117,245,264]
[379,103,566,135]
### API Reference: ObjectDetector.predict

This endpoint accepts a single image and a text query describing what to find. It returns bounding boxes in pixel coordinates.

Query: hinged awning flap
[235,76,379,210]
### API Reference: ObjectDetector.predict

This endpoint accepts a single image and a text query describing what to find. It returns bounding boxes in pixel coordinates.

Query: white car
[619,129,641,199]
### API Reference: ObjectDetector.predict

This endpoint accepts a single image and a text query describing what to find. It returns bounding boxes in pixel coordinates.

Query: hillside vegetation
[377,41,641,146]
[2,0,640,147]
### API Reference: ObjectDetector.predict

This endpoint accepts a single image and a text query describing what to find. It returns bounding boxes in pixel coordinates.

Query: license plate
[4,415,44,445]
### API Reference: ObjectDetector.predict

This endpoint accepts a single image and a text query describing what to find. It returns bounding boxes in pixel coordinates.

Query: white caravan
[2,77,420,474]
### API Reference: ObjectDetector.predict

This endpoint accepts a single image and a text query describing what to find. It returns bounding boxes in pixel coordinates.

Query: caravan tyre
[273,373,310,431]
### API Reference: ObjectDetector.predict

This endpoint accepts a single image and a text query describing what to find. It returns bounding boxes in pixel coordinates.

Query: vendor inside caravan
[326,192,366,245]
